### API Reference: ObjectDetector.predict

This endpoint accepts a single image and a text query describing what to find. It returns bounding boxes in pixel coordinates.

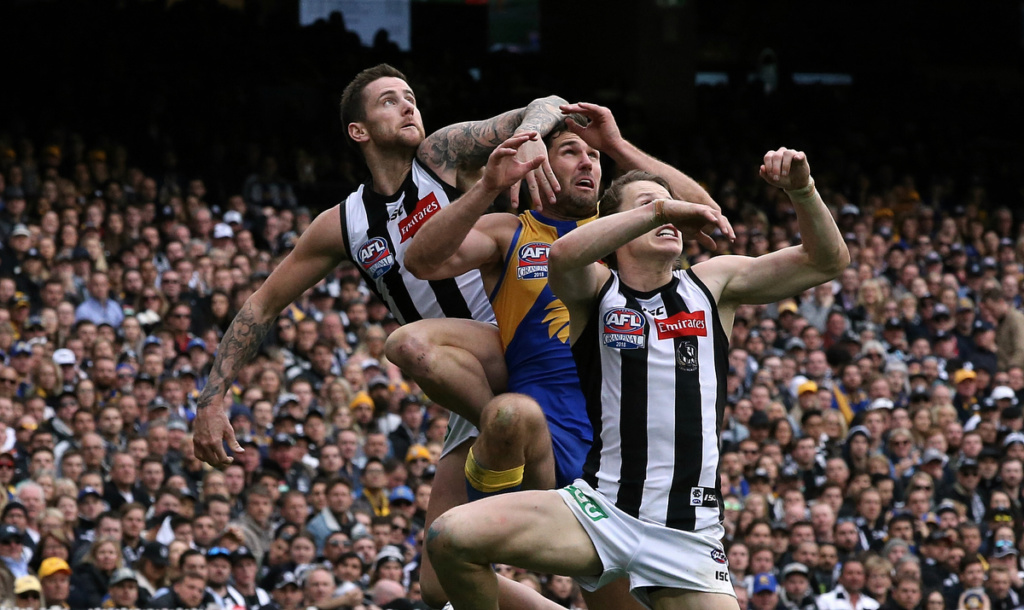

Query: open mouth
[575,177,595,190]
[656,226,679,238]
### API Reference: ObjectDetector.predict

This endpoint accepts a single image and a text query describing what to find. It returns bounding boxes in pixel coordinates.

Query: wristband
[784,179,816,202]
[653,199,667,225]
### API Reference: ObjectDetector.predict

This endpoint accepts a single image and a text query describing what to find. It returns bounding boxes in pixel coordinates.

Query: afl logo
[517,242,549,280]
[357,237,395,280]
[602,308,646,349]
[711,549,727,565]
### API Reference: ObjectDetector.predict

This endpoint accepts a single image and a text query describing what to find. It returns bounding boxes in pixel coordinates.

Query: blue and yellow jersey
[490,211,593,459]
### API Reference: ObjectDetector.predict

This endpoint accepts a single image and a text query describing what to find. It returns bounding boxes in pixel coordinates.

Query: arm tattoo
[419,95,569,172]
[515,95,568,136]
[420,109,524,172]
[196,301,274,410]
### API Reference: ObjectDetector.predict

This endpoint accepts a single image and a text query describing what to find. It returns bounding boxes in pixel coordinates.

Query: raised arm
[406,133,544,281]
[417,95,567,206]
[550,199,726,342]
[560,102,725,214]
[693,148,850,308]
[193,208,348,467]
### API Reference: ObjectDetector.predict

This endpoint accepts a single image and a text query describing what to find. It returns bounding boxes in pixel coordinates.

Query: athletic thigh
[651,590,739,610]
[429,489,603,578]
[386,318,507,390]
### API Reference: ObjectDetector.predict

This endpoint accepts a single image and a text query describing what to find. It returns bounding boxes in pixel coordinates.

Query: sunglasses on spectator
[0,377,16,385]
[171,312,190,318]
[914,485,933,491]
[17,593,39,600]
[0,463,14,470]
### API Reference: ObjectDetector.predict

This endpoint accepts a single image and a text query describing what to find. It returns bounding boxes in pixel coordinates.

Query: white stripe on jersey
[588,269,724,531]
[342,160,495,325]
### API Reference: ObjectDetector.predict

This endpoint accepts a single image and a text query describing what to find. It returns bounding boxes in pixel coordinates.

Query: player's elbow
[829,242,852,276]
[404,255,439,280]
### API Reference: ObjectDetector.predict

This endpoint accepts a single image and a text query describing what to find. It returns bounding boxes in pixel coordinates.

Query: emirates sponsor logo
[655,310,707,339]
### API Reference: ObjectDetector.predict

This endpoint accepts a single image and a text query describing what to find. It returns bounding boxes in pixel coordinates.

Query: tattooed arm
[193,207,348,467]
[417,95,568,208]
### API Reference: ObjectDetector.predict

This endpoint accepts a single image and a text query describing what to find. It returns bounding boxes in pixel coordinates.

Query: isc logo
[602,308,646,349]
[357,237,395,280]
[517,242,550,280]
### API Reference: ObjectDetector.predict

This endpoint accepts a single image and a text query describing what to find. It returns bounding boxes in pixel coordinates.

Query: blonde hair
[81,538,124,571]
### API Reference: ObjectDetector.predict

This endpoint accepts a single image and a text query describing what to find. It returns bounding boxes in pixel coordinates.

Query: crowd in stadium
[2,10,1024,610]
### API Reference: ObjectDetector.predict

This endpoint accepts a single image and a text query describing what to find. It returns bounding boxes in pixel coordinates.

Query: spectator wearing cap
[779,563,817,610]
[918,531,953,590]
[268,433,314,495]
[388,396,425,465]
[205,546,246,609]
[944,458,986,523]
[133,541,168,602]
[968,319,999,375]
[230,546,270,608]
[38,557,72,609]
[266,570,303,610]
[0,189,29,241]
[980,287,1024,371]
[750,572,783,610]
[0,225,33,280]
[0,524,28,578]
[951,368,979,424]
[103,568,139,609]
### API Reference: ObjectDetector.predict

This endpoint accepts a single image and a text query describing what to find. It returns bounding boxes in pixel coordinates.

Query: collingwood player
[194,63,567,467]
[427,148,849,610]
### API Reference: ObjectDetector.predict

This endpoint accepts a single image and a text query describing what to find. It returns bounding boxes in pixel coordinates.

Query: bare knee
[419,577,449,609]
[426,512,472,567]
[385,324,434,374]
[479,393,546,448]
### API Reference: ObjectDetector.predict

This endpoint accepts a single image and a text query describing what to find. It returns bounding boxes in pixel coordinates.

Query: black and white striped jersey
[339,159,495,326]
[571,268,728,532]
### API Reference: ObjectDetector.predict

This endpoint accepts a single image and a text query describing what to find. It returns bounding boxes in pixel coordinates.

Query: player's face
[359,77,424,150]
[547,132,601,219]
[620,180,682,258]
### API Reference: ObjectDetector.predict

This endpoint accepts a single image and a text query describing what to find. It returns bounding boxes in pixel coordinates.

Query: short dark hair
[340,64,408,141]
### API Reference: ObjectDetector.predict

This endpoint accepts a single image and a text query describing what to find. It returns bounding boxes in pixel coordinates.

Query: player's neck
[365,147,414,197]
[618,258,674,293]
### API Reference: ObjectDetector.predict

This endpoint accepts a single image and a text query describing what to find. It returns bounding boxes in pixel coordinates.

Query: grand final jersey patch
[516,242,550,280]
[357,237,395,279]
[602,308,646,349]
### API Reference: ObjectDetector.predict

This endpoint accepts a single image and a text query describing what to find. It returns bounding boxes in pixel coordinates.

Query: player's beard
[555,189,599,220]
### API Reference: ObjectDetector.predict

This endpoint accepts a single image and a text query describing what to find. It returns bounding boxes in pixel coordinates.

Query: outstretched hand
[509,134,558,211]
[759,147,811,191]
[661,199,733,251]
[193,392,243,468]
[560,102,623,153]
[482,132,546,202]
